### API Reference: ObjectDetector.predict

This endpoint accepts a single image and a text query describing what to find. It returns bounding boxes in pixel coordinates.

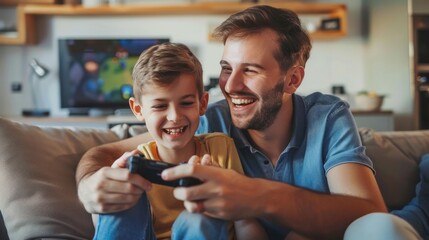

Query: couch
[0,117,428,239]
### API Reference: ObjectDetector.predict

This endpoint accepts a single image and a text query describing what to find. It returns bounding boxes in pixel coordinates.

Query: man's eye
[245,68,257,73]
[221,66,232,74]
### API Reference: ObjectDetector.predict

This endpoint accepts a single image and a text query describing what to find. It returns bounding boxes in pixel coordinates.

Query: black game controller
[126,155,202,187]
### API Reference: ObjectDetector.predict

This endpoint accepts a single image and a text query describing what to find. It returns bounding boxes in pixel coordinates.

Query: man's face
[218,29,287,131]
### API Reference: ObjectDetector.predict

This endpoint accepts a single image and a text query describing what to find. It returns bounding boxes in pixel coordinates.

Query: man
[77,5,387,239]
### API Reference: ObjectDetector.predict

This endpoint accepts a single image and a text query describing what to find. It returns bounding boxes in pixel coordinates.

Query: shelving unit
[0,1,347,45]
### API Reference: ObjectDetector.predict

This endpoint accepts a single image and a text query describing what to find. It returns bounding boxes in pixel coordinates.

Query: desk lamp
[22,59,50,117]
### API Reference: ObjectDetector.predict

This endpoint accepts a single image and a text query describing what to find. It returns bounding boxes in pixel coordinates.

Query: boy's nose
[166,106,181,122]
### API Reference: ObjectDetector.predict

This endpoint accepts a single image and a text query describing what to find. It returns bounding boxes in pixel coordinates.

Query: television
[58,38,169,116]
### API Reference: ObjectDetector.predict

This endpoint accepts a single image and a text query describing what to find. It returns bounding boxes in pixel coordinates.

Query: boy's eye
[152,104,167,109]
[181,101,194,106]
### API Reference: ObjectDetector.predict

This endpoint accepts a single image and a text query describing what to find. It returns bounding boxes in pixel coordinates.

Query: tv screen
[58,38,169,115]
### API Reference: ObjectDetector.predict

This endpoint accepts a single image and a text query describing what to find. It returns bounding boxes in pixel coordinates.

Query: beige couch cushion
[0,118,121,239]
[359,128,429,210]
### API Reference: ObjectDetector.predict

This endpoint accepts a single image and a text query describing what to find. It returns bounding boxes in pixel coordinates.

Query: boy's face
[130,73,208,152]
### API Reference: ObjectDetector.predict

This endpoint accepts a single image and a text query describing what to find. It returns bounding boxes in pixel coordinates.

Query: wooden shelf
[0,0,57,5]
[0,2,347,45]
[0,5,37,45]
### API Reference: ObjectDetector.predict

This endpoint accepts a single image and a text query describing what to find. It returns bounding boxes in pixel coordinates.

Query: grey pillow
[359,128,429,210]
[0,117,121,239]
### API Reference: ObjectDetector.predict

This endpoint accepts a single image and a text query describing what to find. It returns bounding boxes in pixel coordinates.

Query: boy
[93,42,266,240]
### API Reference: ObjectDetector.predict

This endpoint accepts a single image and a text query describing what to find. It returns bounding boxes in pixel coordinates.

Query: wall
[0,0,417,130]
[363,0,412,130]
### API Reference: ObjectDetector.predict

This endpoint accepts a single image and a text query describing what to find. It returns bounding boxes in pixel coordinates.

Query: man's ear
[199,91,209,116]
[284,66,305,94]
[129,97,145,121]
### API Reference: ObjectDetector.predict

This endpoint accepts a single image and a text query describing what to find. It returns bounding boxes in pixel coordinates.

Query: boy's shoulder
[196,132,233,142]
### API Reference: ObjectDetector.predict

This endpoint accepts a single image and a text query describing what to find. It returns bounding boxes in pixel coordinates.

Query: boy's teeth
[165,127,185,134]
[231,98,254,105]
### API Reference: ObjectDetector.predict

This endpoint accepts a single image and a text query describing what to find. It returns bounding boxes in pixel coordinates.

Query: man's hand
[161,164,260,220]
[78,150,152,214]
[187,154,220,167]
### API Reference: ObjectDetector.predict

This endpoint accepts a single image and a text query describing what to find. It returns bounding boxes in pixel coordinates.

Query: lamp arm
[29,72,40,110]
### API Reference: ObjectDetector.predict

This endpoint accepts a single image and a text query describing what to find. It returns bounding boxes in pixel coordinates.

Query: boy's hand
[111,150,139,168]
[78,150,152,214]
[187,154,220,167]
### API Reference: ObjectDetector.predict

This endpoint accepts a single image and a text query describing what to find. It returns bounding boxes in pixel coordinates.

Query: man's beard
[235,79,284,131]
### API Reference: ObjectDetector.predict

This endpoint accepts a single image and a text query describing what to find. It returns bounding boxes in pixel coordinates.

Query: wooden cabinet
[0,1,348,45]
[352,110,395,131]
[412,15,429,129]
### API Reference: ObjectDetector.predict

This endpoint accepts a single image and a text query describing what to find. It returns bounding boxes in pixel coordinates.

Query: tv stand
[68,109,90,116]
[68,108,116,117]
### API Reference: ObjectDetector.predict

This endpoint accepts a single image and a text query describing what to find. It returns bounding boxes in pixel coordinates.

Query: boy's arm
[76,133,153,213]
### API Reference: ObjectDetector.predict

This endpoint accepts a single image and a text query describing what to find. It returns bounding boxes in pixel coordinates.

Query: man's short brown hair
[213,5,312,71]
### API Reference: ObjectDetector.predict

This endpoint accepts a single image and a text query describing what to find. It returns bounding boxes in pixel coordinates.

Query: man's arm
[76,133,153,213]
[163,163,386,239]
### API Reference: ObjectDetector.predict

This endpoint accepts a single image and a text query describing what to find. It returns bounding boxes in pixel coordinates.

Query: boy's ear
[199,91,209,115]
[283,66,304,94]
[129,97,145,121]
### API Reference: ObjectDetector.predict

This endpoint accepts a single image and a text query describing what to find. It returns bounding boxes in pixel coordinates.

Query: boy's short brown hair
[132,42,203,104]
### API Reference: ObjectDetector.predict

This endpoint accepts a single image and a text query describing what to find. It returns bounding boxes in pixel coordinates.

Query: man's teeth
[231,98,255,105]
[164,127,185,134]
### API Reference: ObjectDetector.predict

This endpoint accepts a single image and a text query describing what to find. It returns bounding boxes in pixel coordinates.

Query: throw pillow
[392,153,429,239]
[0,117,120,240]
[359,128,429,210]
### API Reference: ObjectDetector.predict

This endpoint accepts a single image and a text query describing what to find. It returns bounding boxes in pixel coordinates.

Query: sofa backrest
[359,128,429,210]
[0,118,130,239]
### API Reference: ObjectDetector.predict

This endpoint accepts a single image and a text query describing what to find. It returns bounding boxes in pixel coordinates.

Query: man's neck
[247,97,293,166]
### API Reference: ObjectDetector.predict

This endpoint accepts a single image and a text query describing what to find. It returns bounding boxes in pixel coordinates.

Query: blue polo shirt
[197,92,374,239]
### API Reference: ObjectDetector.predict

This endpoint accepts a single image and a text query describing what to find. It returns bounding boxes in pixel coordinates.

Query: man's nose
[224,71,244,93]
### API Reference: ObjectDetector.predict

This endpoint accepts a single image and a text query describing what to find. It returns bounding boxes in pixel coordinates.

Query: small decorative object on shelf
[124,0,190,5]
[82,0,105,7]
[64,0,82,5]
[321,17,341,31]
[353,91,386,112]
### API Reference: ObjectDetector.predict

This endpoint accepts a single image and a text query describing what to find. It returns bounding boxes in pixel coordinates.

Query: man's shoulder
[301,92,350,114]
[302,92,347,105]
[198,99,231,135]
[206,99,229,114]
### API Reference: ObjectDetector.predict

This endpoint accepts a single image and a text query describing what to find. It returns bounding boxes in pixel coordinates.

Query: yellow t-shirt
[137,132,243,240]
